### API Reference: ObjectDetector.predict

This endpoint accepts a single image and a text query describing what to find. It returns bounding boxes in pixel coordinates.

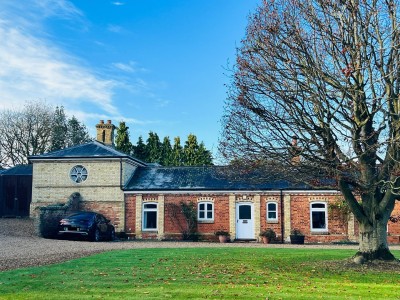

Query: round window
[70,165,88,183]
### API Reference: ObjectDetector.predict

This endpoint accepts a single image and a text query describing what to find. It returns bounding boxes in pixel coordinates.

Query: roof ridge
[28,140,148,166]
[145,165,219,169]
[91,141,148,165]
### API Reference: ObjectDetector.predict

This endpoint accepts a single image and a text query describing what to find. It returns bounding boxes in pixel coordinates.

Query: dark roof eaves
[0,164,33,176]
[123,187,319,192]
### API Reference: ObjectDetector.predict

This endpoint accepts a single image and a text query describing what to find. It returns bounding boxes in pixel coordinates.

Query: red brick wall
[388,201,400,244]
[289,194,351,243]
[163,194,229,241]
[124,194,136,238]
[80,201,123,232]
[123,193,400,244]
[124,194,230,241]
[260,195,283,241]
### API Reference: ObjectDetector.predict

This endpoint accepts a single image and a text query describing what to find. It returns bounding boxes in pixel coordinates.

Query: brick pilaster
[254,194,261,240]
[284,194,291,242]
[135,194,142,239]
[229,194,236,238]
[158,194,165,239]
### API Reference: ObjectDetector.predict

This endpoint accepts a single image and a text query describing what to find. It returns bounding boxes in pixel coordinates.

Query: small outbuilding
[0,165,33,217]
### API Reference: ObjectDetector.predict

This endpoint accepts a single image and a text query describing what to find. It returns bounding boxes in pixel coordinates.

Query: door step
[233,239,257,243]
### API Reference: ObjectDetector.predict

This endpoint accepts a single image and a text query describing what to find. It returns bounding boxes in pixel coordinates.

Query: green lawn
[0,248,399,299]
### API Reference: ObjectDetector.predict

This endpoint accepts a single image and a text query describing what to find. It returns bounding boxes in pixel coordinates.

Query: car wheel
[91,228,101,242]
[109,228,115,241]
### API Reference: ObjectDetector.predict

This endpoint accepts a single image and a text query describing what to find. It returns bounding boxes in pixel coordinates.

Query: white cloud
[107,24,123,33]
[34,0,84,20]
[156,98,171,108]
[0,0,86,32]
[66,109,149,126]
[112,62,136,73]
[0,0,159,128]
[0,24,118,114]
[66,108,156,140]
[111,2,125,6]
[112,61,148,73]
[0,0,121,115]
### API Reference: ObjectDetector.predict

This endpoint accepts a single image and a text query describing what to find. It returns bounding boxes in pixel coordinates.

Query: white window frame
[69,165,88,184]
[198,202,214,222]
[310,202,328,232]
[266,201,278,222]
[142,202,158,231]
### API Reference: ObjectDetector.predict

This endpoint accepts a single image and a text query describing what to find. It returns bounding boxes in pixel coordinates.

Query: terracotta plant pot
[218,235,229,243]
[261,236,271,244]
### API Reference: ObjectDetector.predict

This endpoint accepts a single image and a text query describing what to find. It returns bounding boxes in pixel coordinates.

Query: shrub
[166,201,198,241]
[290,229,304,236]
[215,230,230,236]
[36,192,81,238]
[260,228,276,239]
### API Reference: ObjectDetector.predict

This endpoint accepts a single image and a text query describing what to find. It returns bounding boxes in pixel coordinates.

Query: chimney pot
[291,136,298,146]
[100,120,104,124]
[107,120,112,124]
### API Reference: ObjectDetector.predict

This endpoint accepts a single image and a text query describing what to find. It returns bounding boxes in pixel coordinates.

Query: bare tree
[0,101,93,168]
[220,0,400,261]
[0,101,54,168]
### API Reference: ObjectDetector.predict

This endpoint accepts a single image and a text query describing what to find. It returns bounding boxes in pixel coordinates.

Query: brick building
[29,120,400,243]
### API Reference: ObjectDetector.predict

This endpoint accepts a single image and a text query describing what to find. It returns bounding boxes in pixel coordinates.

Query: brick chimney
[291,136,301,164]
[95,120,115,146]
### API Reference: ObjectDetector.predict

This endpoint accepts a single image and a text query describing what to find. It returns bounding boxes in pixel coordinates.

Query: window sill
[267,220,279,224]
[310,231,329,235]
[198,220,214,224]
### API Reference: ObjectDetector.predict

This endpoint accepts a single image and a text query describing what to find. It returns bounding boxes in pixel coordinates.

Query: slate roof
[124,166,311,191]
[29,141,146,166]
[0,164,33,176]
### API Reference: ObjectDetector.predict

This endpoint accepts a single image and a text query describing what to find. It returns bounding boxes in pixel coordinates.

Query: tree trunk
[355,219,395,262]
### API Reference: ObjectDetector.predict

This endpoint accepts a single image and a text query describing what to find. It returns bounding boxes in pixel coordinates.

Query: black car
[58,211,115,241]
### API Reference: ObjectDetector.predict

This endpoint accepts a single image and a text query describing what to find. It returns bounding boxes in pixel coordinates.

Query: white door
[236,203,254,239]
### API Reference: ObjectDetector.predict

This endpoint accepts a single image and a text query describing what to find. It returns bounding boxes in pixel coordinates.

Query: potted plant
[215,230,230,243]
[260,228,276,244]
[290,229,305,244]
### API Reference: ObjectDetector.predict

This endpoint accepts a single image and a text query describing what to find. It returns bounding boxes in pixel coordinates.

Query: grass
[0,248,399,299]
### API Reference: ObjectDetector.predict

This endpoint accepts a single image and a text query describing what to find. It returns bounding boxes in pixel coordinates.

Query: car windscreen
[67,213,95,221]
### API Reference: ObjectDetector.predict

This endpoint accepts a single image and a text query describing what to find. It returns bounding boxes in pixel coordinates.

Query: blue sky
[0,0,259,158]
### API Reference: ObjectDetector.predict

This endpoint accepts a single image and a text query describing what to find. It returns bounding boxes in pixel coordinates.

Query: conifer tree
[133,136,147,161]
[183,134,199,166]
[160,136,173,166]
[197,142,213,166]
[115,121,132,154]
[171,137,183,166]
[183,134,213,166]
[130,131,212,166]
[146,132,162,163]
[66,116,91,147]
[49,106,68,151]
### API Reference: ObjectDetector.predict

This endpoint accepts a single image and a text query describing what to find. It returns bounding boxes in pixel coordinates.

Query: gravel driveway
[1,218,392,272]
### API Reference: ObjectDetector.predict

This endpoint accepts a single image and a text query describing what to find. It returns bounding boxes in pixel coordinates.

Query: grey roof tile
[0,164,33,176]
[29,141,146,165]
[124,166,310,191]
